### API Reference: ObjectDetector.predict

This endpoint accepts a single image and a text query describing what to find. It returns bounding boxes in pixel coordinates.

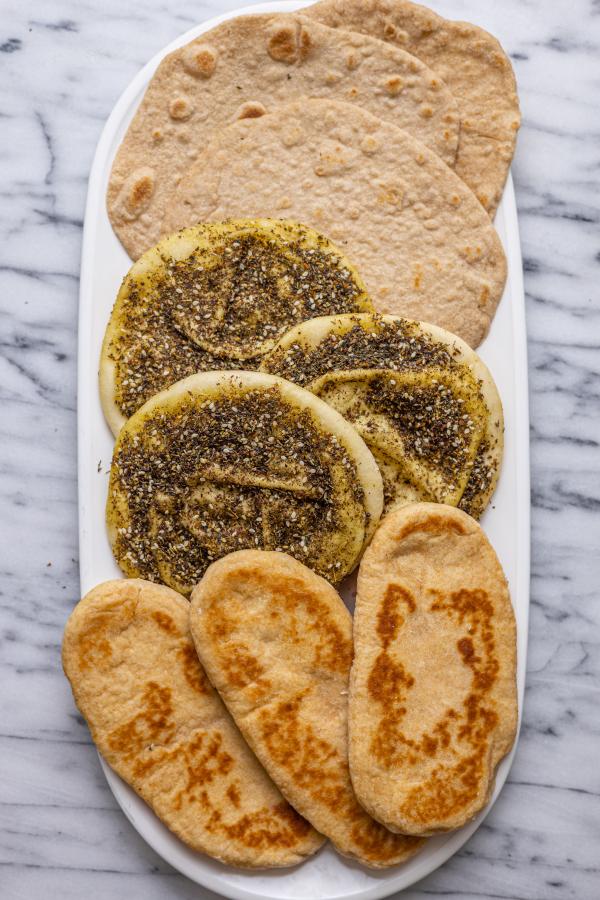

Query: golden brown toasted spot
[108,681,176,763]
[267,25,297,63]
[384,76,404,96]
[182,43,217,78]
[169,95,194,121]
[128,174,154,212]
[221,802,313,849]
[226,782,241,807]
[376,584,416,649]
[219,642,268,690]
[397,515,468,541]
[178,643,209,695]
[235,100,267,120]
[175,730,235,808]
[152,611,177,634]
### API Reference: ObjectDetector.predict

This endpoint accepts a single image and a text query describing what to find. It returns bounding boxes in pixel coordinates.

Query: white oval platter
[77,2,530,897]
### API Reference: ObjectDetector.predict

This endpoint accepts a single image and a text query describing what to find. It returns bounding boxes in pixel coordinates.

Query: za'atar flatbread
[261,313,503,519]
[100,219,372,435]
[107,12,460,259]
[304,0,520,215]
[162,98,507,348]
[106,370,383,594]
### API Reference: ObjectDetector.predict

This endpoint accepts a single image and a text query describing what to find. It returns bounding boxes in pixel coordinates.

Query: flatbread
[107,12,460,259]
[106,370,383,594]
[350,503,518,835]
[99,219,373,435]
[62,579,323,866]
[261,313,503,519]
[189,550,423,867]
[162,98,507,348]
[304,0,520,215]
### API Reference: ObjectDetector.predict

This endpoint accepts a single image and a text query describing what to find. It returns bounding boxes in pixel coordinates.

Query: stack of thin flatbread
[107,3,520,348]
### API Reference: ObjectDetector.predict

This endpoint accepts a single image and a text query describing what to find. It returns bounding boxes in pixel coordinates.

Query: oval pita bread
[190,550,423,866]
[350,503,518,835]
[107,12,460,259]
[304,0,520,215]
[261,313,503,519]
[162,98,507,348]
[106,370,383,594]
[99,219,373,435]
[62,578,324,866]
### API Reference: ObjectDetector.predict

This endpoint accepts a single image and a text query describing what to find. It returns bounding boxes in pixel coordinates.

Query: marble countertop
[1,0,598,897]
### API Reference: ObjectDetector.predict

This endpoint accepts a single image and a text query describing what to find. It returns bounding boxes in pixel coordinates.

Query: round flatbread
[62,578,324,866]
[350,503,518,835]
[261,314,503,518]
[107,12,460,259]
[106,370,383,594]
[304,0,520,215]
[190,550,424,867]
[162,98,507,348]
[100,219,372,435]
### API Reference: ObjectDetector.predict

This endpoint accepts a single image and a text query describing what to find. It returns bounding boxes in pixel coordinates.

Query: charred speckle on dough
[263,317,499,517]
[111,227,368,420]
[109,387,364,591]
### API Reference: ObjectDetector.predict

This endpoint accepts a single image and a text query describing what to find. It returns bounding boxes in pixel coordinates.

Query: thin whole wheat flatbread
[350,503,518,836]
[62,579,323,866]
[162,98,507,348]
[190,550,424,867]
[304,0,520,216]
[107,12,460,260]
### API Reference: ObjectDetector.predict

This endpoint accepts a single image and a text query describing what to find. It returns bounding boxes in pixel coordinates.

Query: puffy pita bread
[261,313,503,519]
[107,12,460,259]
[100,219,373,436]
[189,550,423,866]
[162,98,506,348]
[350,503,518,835]
[304,0,520,215]
[106,370,383,594]
[62,579,323,866]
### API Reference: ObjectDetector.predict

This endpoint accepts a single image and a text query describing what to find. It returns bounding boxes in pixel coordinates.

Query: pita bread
[62,579,323,866]
[261,313,503,518]
[189,550,423,866]
[100,219,373,435]
[304,0,520,215]
[107,12,460,259]
[162,98,506,348]
[106,370,383,594]
[350,503,518,835]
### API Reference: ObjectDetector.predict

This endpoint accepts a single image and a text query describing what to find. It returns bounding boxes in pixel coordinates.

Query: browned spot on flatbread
[107,681,176,779]
[397,515,468,541]
[368,586,500,823]
[178,643,209,695]
[152,611,177,634]
[226,782,241,807]
[376,583,416,648]
[221,802,313,848]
